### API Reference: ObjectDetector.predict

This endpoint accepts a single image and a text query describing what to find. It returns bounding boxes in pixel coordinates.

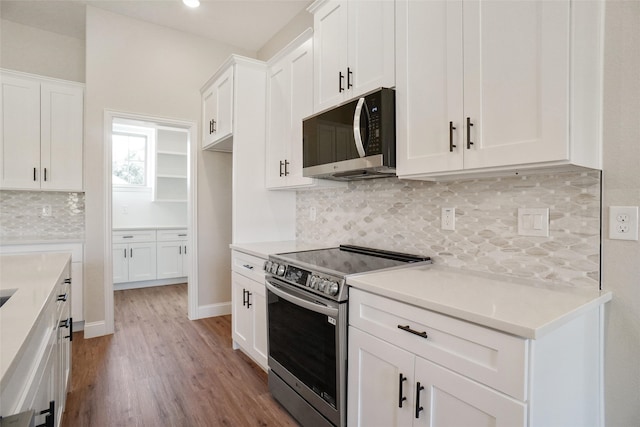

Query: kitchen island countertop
[347,264,612,339]
[0,252,71,383]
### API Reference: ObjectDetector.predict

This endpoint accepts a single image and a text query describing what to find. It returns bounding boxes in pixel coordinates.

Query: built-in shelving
[155,128,188,202]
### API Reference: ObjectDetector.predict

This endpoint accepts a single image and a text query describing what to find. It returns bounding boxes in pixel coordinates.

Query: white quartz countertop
[347,265,612,339]
[0,252,71,382]
[113,226,187,231]
[1,236,84,246]
[230,241,329,259]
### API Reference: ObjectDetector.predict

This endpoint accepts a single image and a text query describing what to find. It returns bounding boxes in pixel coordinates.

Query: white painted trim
[83,321,107,339]
[103,109,198,334]
[197,302,232,319]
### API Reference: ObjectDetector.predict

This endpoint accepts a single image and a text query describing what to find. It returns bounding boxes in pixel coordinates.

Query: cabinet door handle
[212,119,217,133]
[44,167,47,181]
[339,71,345,92]
[67,317,73,341]
[179,246,182,255]
[36,400,55,427]
[130,248,133,258]
[279,160,284,177]
[415,382,425,418]
[347,67,353,89]
[184,245,187,255]
[242,289,248,307]
[466,117,474,149]
[398,373,407,408]
[209,119,214,134]
[449,121,457,152]
[64,278,72,284]
[124,248,127,258]
[57,293,68,302]
[284,160,290,176]
[398,324,428,339]
[246,291,252,308]
[34,167,37,181]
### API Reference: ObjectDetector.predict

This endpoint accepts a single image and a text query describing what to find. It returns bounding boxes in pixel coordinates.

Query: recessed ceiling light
[183,0,200,8]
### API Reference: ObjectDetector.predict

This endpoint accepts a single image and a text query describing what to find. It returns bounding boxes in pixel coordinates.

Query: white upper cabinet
[266,31,320,189]
[201,65,234,151]
[310,0,395,112]
[396,0,604,180]
[1,71,84,191]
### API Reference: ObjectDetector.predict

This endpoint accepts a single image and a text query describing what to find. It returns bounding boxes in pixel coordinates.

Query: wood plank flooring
[62,284,298,427]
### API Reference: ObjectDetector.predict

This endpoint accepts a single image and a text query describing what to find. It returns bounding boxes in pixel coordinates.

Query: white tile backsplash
[0,191,85,240]
[297,171,601,288]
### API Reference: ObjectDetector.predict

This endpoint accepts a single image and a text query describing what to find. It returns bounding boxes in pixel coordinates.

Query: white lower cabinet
[156,229,188,279]
[112,242,156,283]
[348,288,605,427]
[231,250,268,370]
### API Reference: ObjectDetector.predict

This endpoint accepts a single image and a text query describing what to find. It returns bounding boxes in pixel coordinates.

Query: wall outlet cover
[609,206,639,241]
[441,207,455,231]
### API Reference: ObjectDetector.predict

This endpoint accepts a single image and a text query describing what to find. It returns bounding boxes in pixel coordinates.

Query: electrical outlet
[41,205,52,217]
[609,206,638,241]
[517,208,549,237]
[441,208,455,231]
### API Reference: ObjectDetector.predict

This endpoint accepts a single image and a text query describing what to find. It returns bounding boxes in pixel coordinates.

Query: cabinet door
[414,356,526,427]
[202,85,217,148]
[347,0,395,97]
[348,327,415,427]
[396,0,464,177]
[249,280,268,369]
[127,242,156,282]
[212,66,234,144]
[112,243,129,284]
[40,82,83,191]
[156,241,183,279]
[266,55,290,188]
[0,75,41,189]
[285,38,315,188]
[462,0,569,170]
[231,272,253,350]
[313,0,349,111]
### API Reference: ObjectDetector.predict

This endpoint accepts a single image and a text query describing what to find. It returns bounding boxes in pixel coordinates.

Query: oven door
[265,277,346,427]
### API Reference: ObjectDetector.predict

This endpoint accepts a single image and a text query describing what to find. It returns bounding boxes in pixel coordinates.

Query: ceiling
[0,0,313,52]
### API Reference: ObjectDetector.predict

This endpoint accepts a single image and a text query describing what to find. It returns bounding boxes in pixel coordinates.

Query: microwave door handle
[353,97,367,158]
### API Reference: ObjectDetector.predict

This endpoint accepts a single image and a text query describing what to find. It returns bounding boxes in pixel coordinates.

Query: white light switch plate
[517,208,549,237]
[609,206,638,241]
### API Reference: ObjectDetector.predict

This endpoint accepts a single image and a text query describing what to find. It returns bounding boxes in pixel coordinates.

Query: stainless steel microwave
[302,88,396,181]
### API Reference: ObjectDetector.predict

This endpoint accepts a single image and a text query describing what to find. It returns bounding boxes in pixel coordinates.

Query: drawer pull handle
[57,293,68,302]
[415,381,425,418]
[398,324,428,339]
[123,235,134,239]
[178,233,187,237]
[398,373,407,408]
[64,278,71,284]
[243,264,254,270]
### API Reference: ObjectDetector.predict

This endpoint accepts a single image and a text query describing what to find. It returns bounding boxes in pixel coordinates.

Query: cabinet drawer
[156,229,188,241]
[349,288,528,401]
[232,251,265,283]
[112,230,156,243]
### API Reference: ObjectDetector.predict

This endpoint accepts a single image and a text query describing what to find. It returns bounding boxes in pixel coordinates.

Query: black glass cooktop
[275,245,429,277]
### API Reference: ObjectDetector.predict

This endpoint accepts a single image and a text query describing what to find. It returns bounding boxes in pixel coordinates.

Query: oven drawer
[349,288,528,401]
[232,250,266,283]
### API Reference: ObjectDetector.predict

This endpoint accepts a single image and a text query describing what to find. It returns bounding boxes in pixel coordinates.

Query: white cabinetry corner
[348,288,605,427]
[396,0,604,180]
[309,0,395,112]
[231,250,268,370]
[0,70,84,191]
[201,63,234,151]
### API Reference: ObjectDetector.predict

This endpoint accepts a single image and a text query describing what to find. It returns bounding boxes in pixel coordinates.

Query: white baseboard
[83,320,108,338]
[114,277,187,291]
[196,301,231,319]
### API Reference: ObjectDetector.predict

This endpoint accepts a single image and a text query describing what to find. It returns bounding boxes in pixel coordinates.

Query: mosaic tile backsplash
[297,171,601,288]
[0,191,85,240]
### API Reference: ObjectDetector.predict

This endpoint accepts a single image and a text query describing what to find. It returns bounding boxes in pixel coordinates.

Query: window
[112,132,148,186]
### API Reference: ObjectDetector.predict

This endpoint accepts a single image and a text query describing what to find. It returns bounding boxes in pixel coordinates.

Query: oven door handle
[265,280,339,317]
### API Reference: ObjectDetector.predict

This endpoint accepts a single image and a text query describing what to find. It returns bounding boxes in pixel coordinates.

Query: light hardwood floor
[62,284,298,427]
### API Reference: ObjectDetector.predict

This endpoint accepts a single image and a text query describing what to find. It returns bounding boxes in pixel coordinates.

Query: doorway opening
[103,110,198,335]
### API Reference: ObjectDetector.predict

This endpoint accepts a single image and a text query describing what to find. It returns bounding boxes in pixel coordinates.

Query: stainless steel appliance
[302,88,396,181]
[264,245,430,427]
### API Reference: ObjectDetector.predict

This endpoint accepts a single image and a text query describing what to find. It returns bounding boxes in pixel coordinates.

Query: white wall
[112,188,187,229]
[601,1,640,425]
[0,19,85,82]
[84,6,252,329]
[256,8,313,61]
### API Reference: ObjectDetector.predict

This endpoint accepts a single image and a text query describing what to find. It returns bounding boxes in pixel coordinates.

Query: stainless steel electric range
[264,245,430,427]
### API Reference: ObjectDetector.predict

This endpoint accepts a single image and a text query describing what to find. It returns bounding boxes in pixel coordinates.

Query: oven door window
[267,289,337,408]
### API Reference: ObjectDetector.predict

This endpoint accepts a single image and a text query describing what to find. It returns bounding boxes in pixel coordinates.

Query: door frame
[103,109,199,335]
